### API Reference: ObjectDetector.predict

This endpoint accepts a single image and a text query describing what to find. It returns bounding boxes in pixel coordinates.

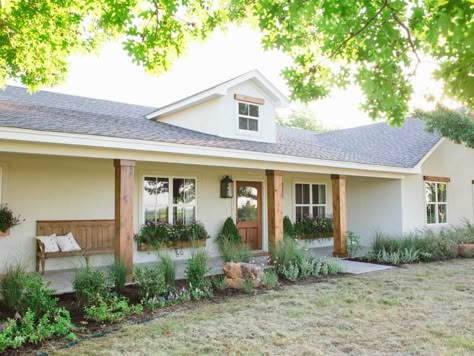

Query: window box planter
[138,239,206,251]
[0,228,10,237]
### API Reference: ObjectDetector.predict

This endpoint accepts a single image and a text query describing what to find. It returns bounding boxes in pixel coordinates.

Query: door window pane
[238,186,258,222]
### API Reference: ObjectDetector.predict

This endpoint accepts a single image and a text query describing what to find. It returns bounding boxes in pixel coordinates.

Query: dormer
[146,70,289,143]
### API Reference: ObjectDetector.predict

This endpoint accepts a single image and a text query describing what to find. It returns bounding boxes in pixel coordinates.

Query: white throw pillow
[55,232,81,252]
[36,234,59,253]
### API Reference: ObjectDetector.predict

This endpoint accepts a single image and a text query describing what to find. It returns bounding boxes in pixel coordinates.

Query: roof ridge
[4,85,157,111]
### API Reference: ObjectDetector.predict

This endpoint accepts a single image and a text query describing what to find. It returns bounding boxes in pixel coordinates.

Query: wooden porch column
[114,159,135,275]
[331,174,348,257]
[266,170,283,247]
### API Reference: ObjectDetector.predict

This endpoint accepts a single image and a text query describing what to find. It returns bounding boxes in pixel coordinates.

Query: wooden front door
[236,181,262,250]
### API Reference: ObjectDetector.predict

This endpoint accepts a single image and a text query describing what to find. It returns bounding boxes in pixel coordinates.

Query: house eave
[0,127,419,178]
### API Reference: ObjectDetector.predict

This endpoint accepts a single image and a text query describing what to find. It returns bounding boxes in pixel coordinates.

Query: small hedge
[135,220,209,246]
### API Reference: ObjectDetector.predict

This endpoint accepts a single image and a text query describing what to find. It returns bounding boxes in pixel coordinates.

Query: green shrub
[185,249,210,292]
[220,217,242,243]
[159,254,176,289]
[0,262,27,311]
[109,259,128,291]
[347,231,361,257]
[219,239,251,263]
[0,309,75,352]
[325,259,345,274]
[18,274,57,318]
[211,275,227,290]
[269,237,305,270]
[84,294,142,323]
[263,270,279,288]
[280,263,299,282]
[283,216,295,237]
[134,266,167,300]
[73,267,110,305]
[241,278,254,293]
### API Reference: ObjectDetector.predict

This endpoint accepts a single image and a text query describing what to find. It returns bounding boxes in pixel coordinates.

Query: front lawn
[47,259,474,355]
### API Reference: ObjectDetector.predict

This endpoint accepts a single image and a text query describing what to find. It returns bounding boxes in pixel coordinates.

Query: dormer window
[238,102,259,132]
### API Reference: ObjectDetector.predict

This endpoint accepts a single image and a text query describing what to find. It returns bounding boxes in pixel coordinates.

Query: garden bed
[0,273,344,355]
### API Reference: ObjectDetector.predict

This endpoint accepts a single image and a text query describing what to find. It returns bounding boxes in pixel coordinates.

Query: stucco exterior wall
[402,140,474,232]
[2,153,340,271]
[0,153,115,272]
[159,81,277,143]
[346,176,403,246]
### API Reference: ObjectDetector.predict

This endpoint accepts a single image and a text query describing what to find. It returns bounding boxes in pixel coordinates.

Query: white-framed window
[143,176,196,225]
[238,102,259,132]
[425,181,448,224]
[294,183,327,220]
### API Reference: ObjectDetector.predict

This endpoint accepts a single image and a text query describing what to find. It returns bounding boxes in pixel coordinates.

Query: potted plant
[0,204,24,236]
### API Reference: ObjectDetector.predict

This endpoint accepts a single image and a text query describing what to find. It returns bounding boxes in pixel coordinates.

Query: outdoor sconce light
[220,175,234,198]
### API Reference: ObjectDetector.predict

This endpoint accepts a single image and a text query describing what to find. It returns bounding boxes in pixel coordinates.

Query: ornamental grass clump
[109,259,128,291]
[0,262,27,311]
[159,254,176,289]
[185,248,212,299]
[219,238,251,263]
[367,222,474,264]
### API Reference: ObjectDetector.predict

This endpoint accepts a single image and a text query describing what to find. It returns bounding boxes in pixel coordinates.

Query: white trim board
[0,127,419,178]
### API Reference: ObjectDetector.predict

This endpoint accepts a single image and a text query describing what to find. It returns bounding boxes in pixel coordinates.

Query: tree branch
[309,0,388,73]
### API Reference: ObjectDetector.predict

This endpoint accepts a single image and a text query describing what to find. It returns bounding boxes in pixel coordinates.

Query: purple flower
[14,312,21,320]
[0,324,5,332]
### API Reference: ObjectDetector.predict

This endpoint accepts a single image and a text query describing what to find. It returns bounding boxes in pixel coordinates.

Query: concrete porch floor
[42,246,388,294]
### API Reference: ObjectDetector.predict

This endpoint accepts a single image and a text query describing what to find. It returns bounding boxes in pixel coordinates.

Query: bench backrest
[36,220,115,251]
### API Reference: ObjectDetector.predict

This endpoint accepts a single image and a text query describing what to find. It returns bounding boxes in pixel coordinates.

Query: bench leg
[85,255,90,267]
[35,254,40,273]
[40,255,46,275]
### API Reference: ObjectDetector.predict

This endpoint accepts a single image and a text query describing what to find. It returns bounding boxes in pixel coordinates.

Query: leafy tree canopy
[0,0,472,125]
[415,106,474,148]
[277,108,327,132]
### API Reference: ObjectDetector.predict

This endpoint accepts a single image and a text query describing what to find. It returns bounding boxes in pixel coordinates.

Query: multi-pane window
[425,181,448,224]
[295,183,327,220]
[238,102,259,132]
[144,177,196,225]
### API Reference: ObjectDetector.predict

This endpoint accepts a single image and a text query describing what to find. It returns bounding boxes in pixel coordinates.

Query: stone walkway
[42,246,393,294]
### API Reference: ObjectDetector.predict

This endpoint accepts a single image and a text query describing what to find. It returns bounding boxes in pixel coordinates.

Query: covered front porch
[0,150,404,292]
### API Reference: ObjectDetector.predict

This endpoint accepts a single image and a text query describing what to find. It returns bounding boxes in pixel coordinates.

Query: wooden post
[114,159,135,276]
[331,174,347,257]
[266,170,283,247]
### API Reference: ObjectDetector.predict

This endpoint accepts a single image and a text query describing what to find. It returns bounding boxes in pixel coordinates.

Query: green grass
[47,259,474,355]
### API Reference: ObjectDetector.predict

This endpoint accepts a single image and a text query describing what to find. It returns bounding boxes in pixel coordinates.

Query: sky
[44,25,442,130]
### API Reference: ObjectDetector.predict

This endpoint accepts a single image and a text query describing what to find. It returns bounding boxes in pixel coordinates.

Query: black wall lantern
[220,175,234,198]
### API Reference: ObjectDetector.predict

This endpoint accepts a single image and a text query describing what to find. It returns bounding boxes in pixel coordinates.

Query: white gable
[147,71,289,144]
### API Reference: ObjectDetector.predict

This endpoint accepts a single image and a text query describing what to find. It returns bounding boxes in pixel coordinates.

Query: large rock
[223,262,265,289]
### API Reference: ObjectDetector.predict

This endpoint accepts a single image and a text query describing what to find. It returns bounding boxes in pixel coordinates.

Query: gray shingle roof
[0,85,440,168]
